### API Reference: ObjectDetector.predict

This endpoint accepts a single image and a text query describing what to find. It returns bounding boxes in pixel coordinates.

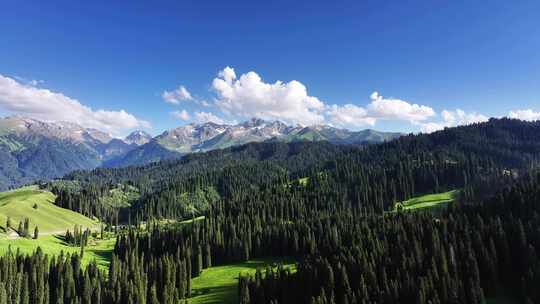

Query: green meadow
[189,257,296,304]
[0,186,114,270]
[0,235,116,270]
[0,186,98,234]
[394,189,459,211]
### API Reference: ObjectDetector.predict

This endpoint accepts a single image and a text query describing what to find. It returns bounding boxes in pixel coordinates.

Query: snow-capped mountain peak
[124,130,152,146]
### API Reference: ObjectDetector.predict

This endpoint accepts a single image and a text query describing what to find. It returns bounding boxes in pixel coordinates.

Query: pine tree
[0,284,7,304]
[149,284,159,304]
[23,218,30,237]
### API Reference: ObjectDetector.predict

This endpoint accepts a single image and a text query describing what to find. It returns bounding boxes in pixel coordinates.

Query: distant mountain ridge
[107,118,402,167]
[0,116,402,189]
[124,130,152,146]
[0,116,148,190]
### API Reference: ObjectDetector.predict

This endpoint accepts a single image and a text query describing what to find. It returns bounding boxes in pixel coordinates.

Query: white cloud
[28,79,44,87]
[508,109,540,121]
[324,92,435,128]
[326,104,376,128]
[212,67,326,126]
[0,74,150,134]
[162,85,194,104]
[443,109,488,126]
[367,92,435,122]
[171,110,191,121]
[200,100,211,107]
[218,66,236,84]
[165,67,489,133]
[417,122,447,133]
[193,111,226,124]
[418,109,488,133]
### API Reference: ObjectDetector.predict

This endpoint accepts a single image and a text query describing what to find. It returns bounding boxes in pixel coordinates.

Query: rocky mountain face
[124,130,152,146]
[0,116,148,190]
[107,118,402,167]
[0,116,402,189]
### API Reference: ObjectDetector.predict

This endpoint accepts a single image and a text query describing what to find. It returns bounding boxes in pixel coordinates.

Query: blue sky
[0,0,539,135]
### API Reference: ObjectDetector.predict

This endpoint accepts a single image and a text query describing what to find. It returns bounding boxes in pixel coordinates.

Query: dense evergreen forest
[47,118,539,224]
[2,118,540,303]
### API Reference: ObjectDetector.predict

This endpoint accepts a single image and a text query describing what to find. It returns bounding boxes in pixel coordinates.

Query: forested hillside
[0,117,148,191]
[2,118,540,303]
[0,116,400,190]
[105,119,401,168]
[47,118,539,225]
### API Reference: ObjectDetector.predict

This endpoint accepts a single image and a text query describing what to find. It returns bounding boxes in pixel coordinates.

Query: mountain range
[105,118,402,167]
[0,116,401,190]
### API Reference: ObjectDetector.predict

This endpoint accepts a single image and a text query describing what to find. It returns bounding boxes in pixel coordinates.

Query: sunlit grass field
[0,235,116,270]
[189,257,296,304]
[395,190,458,211]
[0,186,98,234]
[0,186,112,270]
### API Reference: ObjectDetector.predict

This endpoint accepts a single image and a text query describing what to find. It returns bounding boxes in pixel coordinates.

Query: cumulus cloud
[162,85,194,104]
[167,67,488,132]
[418,109,488,133]
[508,109,540,121]
[324,92,435,128]
[0,74,150,134]
[193,111,227,124]
[212,67,326,126]
[218,67,236,84]
[210,67,437,128]
[367,92,435,122]
[326,104,376,128]
[171,110,191,121]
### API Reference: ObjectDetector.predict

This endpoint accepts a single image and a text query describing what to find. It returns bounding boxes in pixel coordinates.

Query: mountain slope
[52,118,540,220]
[107,119,402,167]
[104,140,183,167]
[0,186,98,235]
[51,117,540,223]
[0,116,401,188]
[0,117,146,190]
[124,130,152,146]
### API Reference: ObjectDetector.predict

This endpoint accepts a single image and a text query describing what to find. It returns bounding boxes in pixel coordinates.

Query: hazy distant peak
[124,130,152,146]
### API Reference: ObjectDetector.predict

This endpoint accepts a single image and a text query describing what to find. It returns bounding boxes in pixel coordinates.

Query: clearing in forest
[394,189,459,211]
[0,235,116,270]
[189,257,296,304]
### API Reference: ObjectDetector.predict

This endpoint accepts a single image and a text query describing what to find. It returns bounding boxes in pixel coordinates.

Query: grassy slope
[189,257,296,304]
[0,186,98,234]
[0,186,114,270]
[0,235,116,270]
[395,190,458,211]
